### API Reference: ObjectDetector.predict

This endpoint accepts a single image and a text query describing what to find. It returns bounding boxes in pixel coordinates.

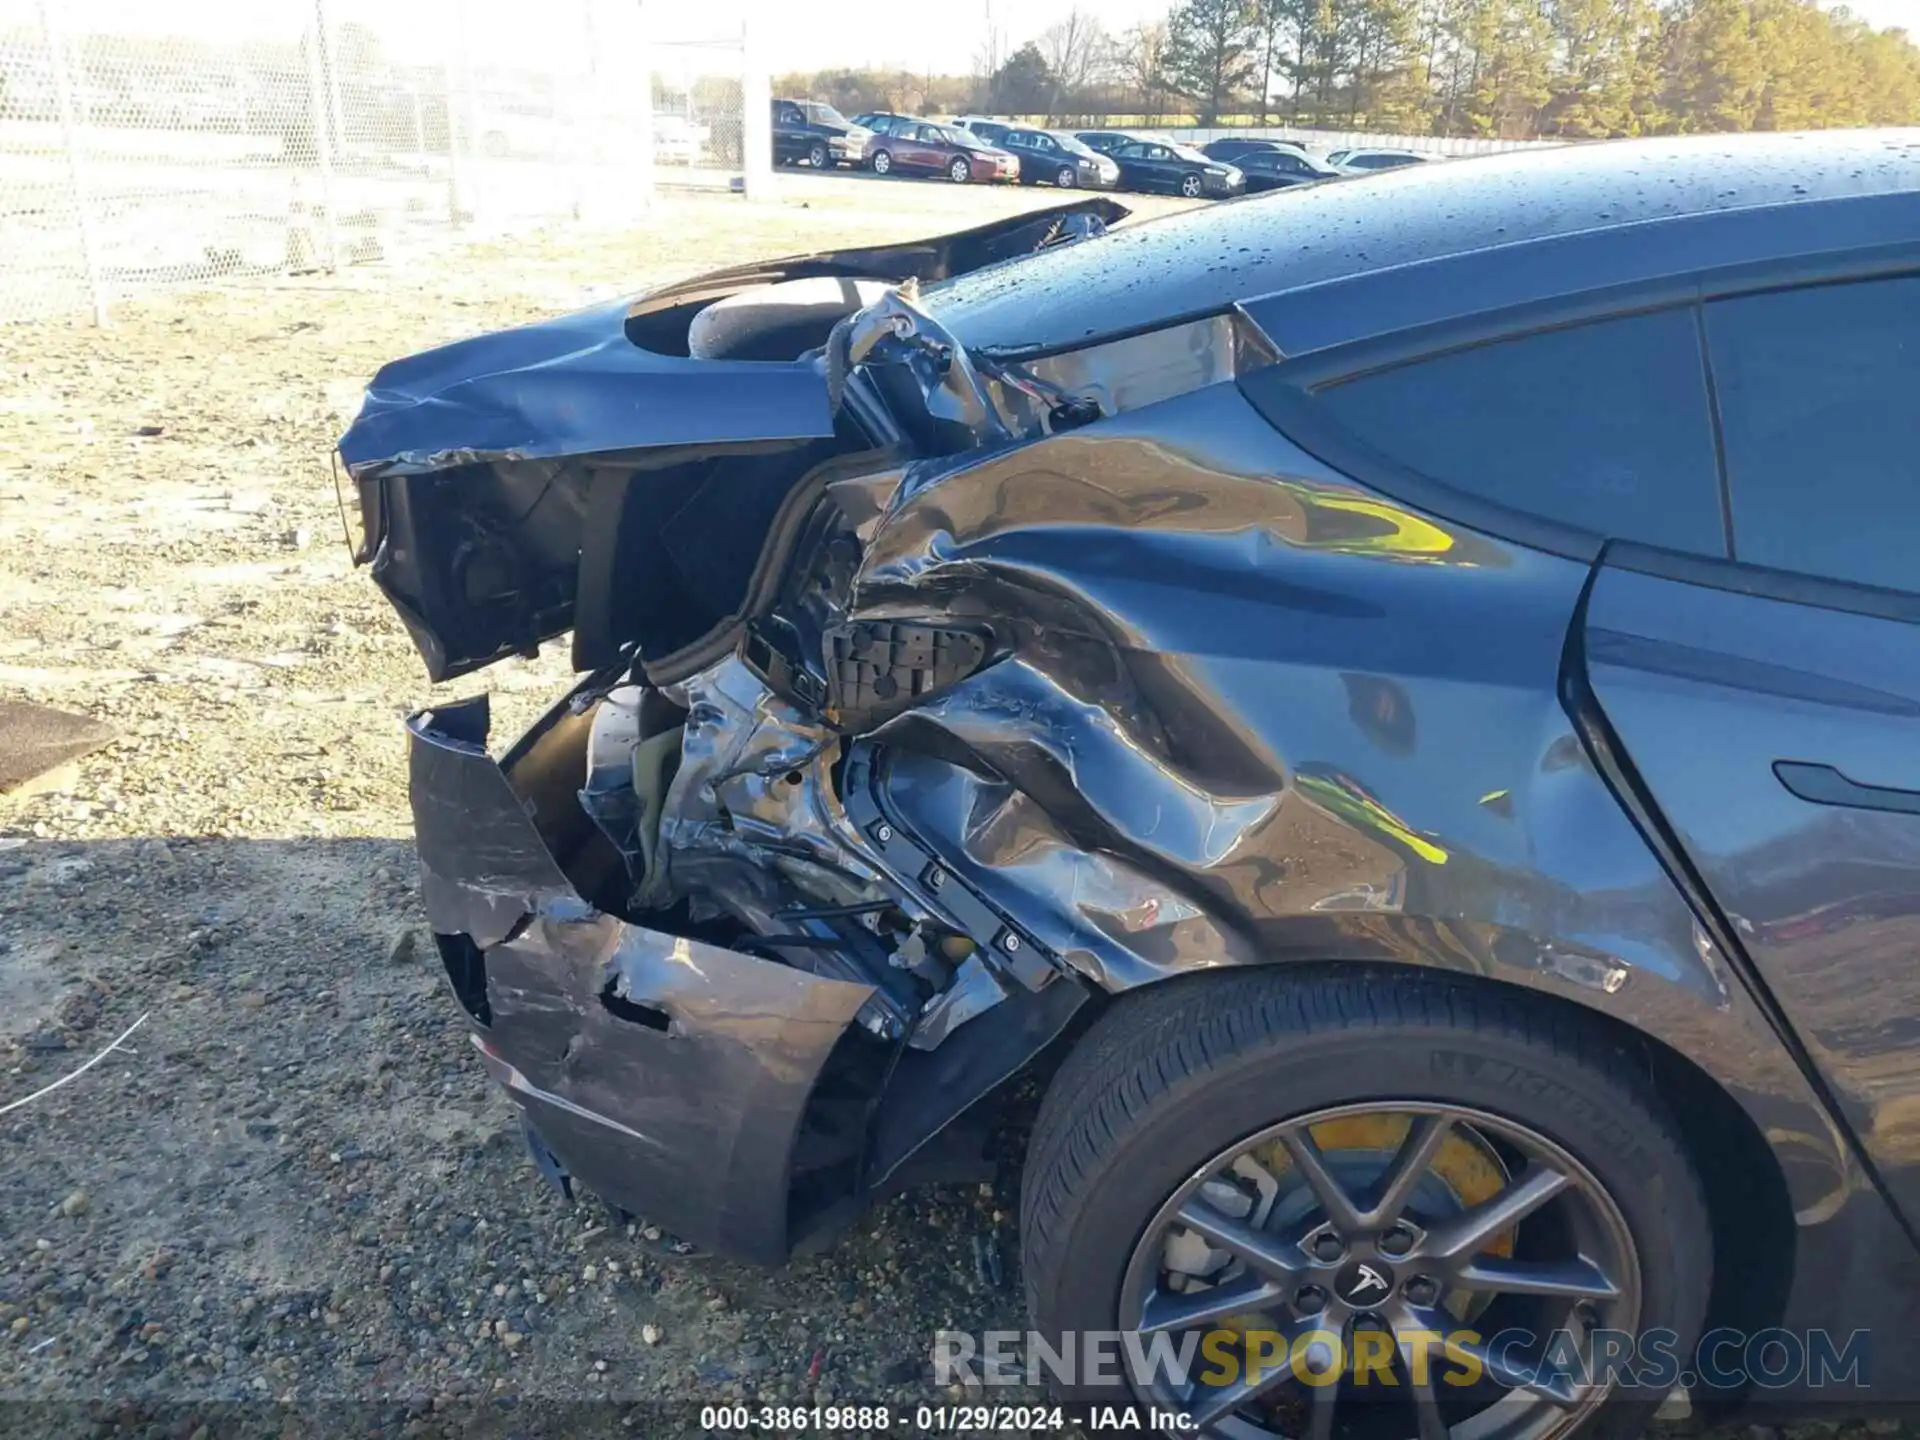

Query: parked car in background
[652,113,708,166]
[772,99,869,169]
[1236,145,1344,191]
[1328,146,1431,172]
[948,115,1013,140]
[994,127,1119,189]
[865,120,1018,183]
[1200,136,1309,164]
[1074,129,1148,156]
[473,96,563,159]
[1108,138,1243,197]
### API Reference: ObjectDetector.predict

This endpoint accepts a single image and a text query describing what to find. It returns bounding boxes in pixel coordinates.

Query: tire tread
[1021,967,1704,1332]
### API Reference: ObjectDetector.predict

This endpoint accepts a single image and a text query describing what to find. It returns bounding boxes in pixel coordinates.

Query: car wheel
[1056,165,1077,188]
[1021,967,1712,1439]
[1179,171,1205,198]
[949,156,971,183]
[481,130,509,159]
[870,149,892,176]
[807,140,831,169]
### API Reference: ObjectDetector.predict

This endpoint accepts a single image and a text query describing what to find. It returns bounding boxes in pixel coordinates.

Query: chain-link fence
[0,0,761,322]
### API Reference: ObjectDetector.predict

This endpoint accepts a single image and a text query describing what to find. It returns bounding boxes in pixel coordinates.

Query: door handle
[1774,761,1920,816]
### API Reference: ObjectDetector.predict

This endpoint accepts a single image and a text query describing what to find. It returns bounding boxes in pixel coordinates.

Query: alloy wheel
[1118,1102,1641,1440]
[950,157,970,183]
[809,142,829,168]
[872,150,892,175]
[1181,172,1204,198]
[1058,165,1077,188]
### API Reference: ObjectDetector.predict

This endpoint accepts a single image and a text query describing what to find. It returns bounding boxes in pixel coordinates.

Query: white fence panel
[0,0,744,322]
[1166,125,1559,157]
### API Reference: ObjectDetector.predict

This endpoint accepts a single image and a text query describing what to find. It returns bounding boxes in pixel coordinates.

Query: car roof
[924,130,1920,358]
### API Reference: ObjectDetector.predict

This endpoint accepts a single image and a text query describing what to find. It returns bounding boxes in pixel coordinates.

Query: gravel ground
[0,172,1891,1440]
[0,174,1190,1438]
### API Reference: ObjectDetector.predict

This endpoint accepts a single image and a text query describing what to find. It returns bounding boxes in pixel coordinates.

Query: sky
[684,0,1919,76]
[44,0,1920,76]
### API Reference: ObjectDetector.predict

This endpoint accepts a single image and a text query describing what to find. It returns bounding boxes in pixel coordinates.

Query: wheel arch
[1049,957,1798,1374]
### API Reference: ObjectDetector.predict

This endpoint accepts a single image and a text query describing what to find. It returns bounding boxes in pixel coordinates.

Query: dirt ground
[0,174,1196,1437]
[0,172,1882,1440]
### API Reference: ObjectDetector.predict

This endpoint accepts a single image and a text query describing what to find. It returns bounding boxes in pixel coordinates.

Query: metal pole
[316,0,350,202]
[445,0,472,227]
[303,5,340,268]
[568,0,596,220]
[633,0,655,207]
[739,12,772,201]
[38,0,108,324]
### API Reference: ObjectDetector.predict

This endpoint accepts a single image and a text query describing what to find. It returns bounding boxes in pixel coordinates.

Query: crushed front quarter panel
[408,696,875,1263]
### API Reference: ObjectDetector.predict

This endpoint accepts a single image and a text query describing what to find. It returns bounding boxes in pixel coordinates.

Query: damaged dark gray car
[342,132,1920,1436]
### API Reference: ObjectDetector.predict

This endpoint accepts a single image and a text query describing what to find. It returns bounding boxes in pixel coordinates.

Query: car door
[880,122,920,169]
[772,102,807,162]
[1138,143,1179,192]
[999,129,1029,179]
[902,124,945,172]
[1575,271,1920,1225]
[1244,152,1301,189]
[1016,131,1048,181]
[1270,152,1318,186]
[1111,142,1154,192]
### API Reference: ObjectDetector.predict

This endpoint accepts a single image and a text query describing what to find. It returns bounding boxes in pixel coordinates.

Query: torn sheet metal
[340,198,1129,485]
[338,299,836,482]
[477,913,872,1265]
[407,694,875,1262]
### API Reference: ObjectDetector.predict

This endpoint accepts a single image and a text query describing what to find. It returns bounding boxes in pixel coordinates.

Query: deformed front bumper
[407,695,875,1264]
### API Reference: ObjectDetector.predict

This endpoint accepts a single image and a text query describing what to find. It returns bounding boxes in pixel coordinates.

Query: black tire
[1056,164,1077,188]
[870,148,892,176]
[1179,170,1205,198]
[1021,967,1712,1438]
[807,139,830,169]
[949,155,971,183]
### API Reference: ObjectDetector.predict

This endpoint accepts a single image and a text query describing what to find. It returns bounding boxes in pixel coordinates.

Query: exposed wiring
[0,1012,149,1118]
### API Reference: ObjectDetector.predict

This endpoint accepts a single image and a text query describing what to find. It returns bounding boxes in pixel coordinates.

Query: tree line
[774,0,1920,138]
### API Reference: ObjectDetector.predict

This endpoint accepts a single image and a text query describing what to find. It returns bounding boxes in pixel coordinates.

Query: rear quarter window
[1705,275,1920,594]
[1310,307,1727,555]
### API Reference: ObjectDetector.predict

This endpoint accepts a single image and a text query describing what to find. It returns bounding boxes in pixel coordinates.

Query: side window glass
[1311,307,1726,553]
[1707,276,1920,592]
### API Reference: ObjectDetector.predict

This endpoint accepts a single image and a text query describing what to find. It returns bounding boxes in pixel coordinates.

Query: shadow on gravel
[0,836,1030,1434]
